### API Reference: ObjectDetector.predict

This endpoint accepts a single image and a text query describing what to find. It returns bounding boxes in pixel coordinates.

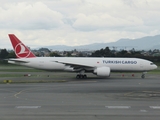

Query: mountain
[44,35,160,51]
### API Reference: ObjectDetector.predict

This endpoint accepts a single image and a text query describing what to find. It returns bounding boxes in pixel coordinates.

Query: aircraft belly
[23,61,66,70]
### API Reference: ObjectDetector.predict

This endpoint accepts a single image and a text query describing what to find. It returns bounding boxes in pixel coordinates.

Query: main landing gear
[76,70,87,79]
[76,74,87,79]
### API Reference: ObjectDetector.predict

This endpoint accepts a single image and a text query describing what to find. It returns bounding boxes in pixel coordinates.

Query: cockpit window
[150,63,154,65]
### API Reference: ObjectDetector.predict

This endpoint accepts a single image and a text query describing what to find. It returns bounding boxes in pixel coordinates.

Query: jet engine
[94,67,110,77]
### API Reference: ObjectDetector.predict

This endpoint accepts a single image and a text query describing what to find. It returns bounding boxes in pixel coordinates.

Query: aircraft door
[140,61,143,70]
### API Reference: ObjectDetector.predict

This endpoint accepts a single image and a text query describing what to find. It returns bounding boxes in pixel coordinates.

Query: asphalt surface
[0,73,160,120]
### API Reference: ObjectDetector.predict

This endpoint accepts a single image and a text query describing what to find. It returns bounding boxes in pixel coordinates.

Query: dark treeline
[91,47,142,57]
[0,47,160,64]
[0,49,16,64]
[0,49,16,59]
[90,47,160,62]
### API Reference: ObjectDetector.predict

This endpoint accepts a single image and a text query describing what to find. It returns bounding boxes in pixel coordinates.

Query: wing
[53,60,95,72]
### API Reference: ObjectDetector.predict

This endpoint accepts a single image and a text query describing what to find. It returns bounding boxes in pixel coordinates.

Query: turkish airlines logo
[15,43,31,58]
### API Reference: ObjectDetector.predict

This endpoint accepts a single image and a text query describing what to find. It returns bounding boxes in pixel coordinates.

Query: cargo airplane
[8,34,157,79]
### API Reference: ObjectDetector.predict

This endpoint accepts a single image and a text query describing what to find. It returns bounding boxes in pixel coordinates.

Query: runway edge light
[3,80,12,83]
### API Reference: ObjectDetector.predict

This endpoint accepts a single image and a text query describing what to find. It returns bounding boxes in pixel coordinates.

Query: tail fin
[8,34,36,58]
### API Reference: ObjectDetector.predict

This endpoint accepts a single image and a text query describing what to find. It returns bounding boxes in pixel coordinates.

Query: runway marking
[14,90,25,98]
[143,91,160,94]
[69,81,97,83]
[105,106,131,109]
[140,110,147,112]
[15,106,41,109]
[124,92,134,96]
[150,106,160,109]
[82,81,97,83]
[14,88,41,98]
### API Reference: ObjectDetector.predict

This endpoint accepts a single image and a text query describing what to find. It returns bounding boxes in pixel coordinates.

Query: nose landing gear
[141,72,147,79]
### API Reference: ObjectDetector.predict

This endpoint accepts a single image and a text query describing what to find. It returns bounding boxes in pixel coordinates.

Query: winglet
[8,34,36,58]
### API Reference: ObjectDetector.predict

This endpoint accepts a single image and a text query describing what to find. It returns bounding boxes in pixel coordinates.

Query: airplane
[8,34,157,79]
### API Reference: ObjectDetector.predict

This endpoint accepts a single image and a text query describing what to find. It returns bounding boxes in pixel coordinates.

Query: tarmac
[0,72,160,120]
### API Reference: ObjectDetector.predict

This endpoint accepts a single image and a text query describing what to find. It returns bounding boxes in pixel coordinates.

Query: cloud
[73,13,143,31]
[1,0,160,49]
[0,2,63,30]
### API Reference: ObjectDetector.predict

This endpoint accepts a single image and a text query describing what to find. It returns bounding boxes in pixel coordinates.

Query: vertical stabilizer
[8,34,36,58]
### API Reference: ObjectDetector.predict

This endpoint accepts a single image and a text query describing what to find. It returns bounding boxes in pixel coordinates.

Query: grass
[0,64,44,72]
[0,74,24,77]
[155,62,160,66]
[148,70,160,74]
[1,79,67,84]
[0,69,44,72]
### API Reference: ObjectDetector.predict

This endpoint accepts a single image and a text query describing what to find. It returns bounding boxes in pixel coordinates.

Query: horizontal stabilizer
[8,59,29,63]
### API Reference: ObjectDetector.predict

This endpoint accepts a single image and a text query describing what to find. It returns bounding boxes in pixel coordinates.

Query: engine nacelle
[94,67,110,77]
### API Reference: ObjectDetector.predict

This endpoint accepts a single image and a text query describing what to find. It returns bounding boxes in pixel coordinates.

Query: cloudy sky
[1,0,160,49]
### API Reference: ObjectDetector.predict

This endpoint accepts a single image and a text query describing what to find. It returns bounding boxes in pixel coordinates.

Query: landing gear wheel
[141,72,147,79]
[76,75,80,79]
[141,74,145,79]
[83,74,87,79]
[76,74,87,79]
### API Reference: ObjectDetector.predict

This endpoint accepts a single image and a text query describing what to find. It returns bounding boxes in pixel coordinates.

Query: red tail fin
[8,34,36,58]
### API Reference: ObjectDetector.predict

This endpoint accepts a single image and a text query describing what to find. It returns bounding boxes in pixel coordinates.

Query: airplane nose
[155,65,158,69]
[151,64,158,70]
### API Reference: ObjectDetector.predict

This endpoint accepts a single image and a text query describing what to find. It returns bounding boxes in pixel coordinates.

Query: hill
[45,35,160,51]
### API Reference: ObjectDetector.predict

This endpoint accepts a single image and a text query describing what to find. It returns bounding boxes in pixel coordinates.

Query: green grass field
[0,64,43,72]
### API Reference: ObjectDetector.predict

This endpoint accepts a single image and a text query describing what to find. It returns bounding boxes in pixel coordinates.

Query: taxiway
[0,74,160,120]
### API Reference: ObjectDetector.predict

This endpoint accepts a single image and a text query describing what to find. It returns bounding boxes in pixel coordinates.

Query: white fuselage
[8,57,157,72]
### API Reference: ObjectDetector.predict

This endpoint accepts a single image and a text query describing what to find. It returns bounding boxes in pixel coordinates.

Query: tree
[7,50,16,58]
[117,50,128,57]
[0,49,9,59]
[91,47,114,57]
[50,52,61,57]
